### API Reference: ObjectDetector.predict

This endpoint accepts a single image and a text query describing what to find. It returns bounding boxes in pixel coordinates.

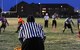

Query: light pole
[1,0,3,17]
[61,5,63,17]
[38,3,41,17]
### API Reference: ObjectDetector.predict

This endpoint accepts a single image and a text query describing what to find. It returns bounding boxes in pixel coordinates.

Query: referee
[44,13,49,28]
[18,15,45,50]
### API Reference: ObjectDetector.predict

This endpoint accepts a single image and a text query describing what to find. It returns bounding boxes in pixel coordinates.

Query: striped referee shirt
[18,22,45,41]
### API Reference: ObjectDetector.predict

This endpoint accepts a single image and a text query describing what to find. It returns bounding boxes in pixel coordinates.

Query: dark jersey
[0,17,9,25]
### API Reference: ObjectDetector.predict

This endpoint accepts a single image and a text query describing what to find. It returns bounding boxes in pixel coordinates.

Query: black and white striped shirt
[18,22,45,41]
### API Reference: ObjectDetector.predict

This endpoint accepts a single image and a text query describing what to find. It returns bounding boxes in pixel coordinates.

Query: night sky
[0,0,80,11]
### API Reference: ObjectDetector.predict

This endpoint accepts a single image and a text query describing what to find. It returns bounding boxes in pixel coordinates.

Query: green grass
[0,18,80,50]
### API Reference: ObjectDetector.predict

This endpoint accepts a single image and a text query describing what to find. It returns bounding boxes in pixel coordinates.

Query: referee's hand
[43,35,46,42]
[19,38,23,44]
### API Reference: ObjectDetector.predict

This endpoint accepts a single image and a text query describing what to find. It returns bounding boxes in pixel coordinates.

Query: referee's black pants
[22,37,44,50]
[44,20,48,27]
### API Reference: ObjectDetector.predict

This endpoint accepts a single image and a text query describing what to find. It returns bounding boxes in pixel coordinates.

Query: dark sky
[0,0,80,11]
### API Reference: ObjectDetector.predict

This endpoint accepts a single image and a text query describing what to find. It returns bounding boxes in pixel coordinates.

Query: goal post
[0,0,19,17]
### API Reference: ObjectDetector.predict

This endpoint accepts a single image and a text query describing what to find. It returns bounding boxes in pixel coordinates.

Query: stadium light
[38,3,42,17]
[77,10,79,12]
[61,6,63,8]
[3,11,7,14]
[38,3,41,4]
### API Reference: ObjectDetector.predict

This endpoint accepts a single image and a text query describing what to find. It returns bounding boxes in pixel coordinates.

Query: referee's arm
[18,25,24,44]
[39,25,46,41]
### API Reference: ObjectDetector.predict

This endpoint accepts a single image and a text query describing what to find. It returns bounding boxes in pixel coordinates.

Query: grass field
[0,18,80,50]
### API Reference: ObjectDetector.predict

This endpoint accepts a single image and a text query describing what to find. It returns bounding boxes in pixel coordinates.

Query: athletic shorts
[0,23,6,28]
[64,23,72,29]
[52,20,57,27]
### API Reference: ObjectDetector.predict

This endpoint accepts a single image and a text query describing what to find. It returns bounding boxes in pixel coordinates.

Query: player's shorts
[0,23,6,28]
[64,23,72,29]
[52,20,57,27]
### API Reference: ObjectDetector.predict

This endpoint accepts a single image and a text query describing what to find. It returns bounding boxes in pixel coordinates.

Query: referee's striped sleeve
[38,24,45,39]
[18,25,23,38]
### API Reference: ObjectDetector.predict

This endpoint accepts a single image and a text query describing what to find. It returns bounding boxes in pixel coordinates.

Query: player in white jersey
[63,17,74,33]
[52,13,58,28]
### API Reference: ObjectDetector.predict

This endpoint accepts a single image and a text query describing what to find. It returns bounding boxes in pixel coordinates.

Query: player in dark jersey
[0,16,9,33]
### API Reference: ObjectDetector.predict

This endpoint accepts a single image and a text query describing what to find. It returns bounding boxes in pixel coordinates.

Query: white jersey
[65,18,72,24]
[52,15,56,20]
[44,15,49,20]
